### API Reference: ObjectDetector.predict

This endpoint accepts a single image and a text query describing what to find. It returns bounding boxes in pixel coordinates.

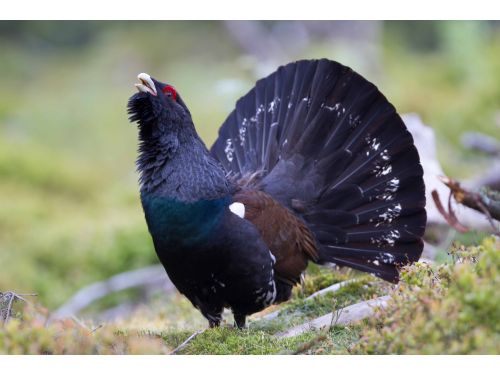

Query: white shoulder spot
[229,202,245,219]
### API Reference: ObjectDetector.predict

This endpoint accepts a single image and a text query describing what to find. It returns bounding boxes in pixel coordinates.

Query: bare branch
[51,265,173,320]
[438,176,500,235]
[403,114,496,230]
[305,280,354,301]
[431,189,469,233]
[258,280,353,321]
[275,295,390,338]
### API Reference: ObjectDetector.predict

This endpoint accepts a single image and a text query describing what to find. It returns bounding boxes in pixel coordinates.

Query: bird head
[128,72,229,199]
[127,72,191,137]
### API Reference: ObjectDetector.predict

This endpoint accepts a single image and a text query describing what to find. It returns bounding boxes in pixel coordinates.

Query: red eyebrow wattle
[162,85,177,100]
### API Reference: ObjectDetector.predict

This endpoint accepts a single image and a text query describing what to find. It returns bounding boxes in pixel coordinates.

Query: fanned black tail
[210,59,426,282]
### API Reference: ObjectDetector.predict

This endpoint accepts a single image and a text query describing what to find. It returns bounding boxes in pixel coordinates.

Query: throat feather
[137,132,230,201]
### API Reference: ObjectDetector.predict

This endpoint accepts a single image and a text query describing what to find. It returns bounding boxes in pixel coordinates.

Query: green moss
[2,238,498,354]
[351,237,500,354]
[292,263,352,298]
[161,326,317,355]
[251,276,386,335]
[286,279,380,318]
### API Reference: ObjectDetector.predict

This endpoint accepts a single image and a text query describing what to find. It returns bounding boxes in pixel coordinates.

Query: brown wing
[233,189,318,285]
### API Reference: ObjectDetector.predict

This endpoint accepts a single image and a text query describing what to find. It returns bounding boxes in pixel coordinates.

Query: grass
[161,328,318,355]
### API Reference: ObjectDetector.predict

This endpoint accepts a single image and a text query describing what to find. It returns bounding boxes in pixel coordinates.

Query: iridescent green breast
[141,193,231,249]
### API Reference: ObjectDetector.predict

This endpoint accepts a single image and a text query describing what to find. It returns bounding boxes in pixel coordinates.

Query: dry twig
[169,329,206,355]
[431,189,469,233]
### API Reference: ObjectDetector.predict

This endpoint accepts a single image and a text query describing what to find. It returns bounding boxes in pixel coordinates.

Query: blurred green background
[0,21,499,309]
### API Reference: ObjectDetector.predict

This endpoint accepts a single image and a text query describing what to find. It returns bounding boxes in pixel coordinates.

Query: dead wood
[275,295,390,338]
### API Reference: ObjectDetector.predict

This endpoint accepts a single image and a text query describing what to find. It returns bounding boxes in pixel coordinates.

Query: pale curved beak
[135,73,157,96]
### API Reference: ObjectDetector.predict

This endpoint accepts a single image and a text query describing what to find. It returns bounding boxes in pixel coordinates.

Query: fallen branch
[275,295,390,338]
[305,280,354,301]
[431,189,469,233]
[437,176,500,235]
[258,280,353,321]
[51,265,173,320]
[402,114,496,230]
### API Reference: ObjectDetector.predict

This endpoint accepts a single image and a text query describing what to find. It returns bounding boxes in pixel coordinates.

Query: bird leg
[233,313,247,329]
[208,319,221,328]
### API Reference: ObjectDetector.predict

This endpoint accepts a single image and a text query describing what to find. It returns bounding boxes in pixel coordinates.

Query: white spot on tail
[387,178,400,193]
[370,138,380,152]
[224,139,234,162]
[268,97,280,113]
[365,137,381,156]
[380,149,390,161]
[375,177,400,202]
[239,118,248,146]
[375,203,402,226]
[373,163,393,178]
[324,102,345,118]
[377,252,396,264]
[370,230,401,247]
[229,202,245,219]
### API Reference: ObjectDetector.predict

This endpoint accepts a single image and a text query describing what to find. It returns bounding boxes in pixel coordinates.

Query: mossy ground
[351,237,500,354]
[0,263,374,354]
[2,237,498,354]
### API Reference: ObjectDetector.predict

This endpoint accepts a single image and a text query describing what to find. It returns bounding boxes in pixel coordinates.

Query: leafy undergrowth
[1,238,499,354]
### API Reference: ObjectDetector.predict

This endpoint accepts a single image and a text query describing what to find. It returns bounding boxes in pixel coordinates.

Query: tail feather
[210,59,426,282]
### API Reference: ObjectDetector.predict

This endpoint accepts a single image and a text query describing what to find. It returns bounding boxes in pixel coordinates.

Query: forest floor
[1,237,498,354]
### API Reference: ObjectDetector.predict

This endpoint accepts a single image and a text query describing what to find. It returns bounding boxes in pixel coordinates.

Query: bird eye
[162,85,177,101]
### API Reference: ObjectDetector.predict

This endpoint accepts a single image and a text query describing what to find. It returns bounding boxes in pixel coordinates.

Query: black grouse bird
[127,59,426,328]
